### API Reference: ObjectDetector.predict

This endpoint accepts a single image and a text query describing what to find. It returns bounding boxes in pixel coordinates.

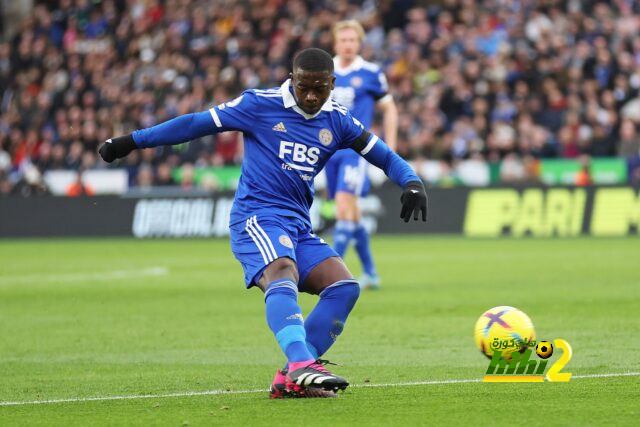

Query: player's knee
[321,280,360,305]
[343,282,360,305]
[335,203,349,220]
[270,257,298,277]
[335,192,358,220]
[337,205,359,221]
[261,257,299,287]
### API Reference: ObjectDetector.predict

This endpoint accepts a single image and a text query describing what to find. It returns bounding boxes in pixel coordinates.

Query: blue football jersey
[331,55,390,129]
[208,80,366,226]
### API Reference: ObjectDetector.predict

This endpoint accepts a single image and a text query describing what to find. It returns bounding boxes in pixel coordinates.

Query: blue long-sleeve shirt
[132,80,419,225]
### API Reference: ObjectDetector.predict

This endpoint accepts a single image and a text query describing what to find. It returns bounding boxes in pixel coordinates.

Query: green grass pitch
[0,236,638,426]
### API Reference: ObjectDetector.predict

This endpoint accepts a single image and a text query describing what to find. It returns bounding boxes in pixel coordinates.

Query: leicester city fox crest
[318,129,333,146]
[279,234,293,248]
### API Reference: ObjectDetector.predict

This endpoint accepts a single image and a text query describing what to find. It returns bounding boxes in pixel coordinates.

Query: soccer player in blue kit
[326,20,398,290]
[99,48,426,398]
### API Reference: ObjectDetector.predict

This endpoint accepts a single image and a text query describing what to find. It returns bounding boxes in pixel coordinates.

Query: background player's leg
[353,221,377,282]
[335,191,379,288]
[333,191,357,257]
[257,258,315,363]
[333,154,379,288]
[353,160,379,287]
[301,257,360,358]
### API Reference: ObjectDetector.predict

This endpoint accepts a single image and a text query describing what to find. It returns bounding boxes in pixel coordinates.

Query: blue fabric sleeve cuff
[360,137,420,188]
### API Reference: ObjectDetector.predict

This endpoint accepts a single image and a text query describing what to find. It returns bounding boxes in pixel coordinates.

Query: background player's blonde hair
[332,20,365,41]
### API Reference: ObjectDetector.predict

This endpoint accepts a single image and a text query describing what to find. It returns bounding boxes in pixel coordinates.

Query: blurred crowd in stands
[2,0,640,195]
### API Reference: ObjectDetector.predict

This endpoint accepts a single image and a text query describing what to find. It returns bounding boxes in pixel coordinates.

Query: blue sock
[264,280,314,362]
[354,222,377,277]
[333,220,356,257]
[304,280,360,357]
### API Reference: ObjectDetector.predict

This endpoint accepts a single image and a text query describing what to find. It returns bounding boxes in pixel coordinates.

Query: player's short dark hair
[292,48,334,73]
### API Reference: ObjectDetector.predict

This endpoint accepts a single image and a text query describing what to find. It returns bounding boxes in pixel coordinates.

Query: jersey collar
[333,55,364,75]
[281,79,333,120]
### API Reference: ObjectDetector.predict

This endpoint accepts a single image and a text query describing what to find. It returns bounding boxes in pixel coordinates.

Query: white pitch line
[1,372,638,407]
[571,372,640,379]
[0,267,169,285]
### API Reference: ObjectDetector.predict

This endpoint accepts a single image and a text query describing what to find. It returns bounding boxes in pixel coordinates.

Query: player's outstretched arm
[352,130,427,222]
[99,91,257,163]
[98,111,217,163]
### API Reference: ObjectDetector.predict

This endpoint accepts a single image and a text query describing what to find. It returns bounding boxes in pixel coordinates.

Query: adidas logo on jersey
[272,122,287,132]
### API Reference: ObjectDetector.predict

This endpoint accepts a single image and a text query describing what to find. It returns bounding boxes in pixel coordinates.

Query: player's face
[290,70,335,114]
[334,28,361,62]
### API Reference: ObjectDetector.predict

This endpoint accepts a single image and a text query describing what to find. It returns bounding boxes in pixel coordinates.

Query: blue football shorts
[324,149,370,199]
[230,214,338,288]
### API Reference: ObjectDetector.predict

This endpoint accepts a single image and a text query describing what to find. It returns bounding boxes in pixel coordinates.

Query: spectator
[1,0,640,195]
[65,170,94,196]
[12,163,50,197]
[155,162,176,186]
[200,172,220,193]
[575,155,592,187]
[180,163,195,190]
[500,153,526,183]
[136,164,154,189]
[618,119,640,158]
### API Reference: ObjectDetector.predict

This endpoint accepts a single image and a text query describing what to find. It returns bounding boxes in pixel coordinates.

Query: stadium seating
[1,0,640,195]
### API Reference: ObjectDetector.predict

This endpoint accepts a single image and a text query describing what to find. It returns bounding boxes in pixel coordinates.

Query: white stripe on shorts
[245,218,271,264]
[250,216,278,260]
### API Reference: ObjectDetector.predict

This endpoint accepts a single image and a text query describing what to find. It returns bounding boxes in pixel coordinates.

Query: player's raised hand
[98,135,137,163]
[400,181,427,222]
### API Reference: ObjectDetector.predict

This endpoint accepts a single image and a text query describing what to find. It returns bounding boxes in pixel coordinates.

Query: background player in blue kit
[326,20,399,290]
[99,48,426,399]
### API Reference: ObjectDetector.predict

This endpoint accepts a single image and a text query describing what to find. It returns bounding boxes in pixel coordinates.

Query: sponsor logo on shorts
[279,234,293,248]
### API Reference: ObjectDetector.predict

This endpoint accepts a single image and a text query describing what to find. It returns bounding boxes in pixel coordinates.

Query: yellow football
[474,306,536,360]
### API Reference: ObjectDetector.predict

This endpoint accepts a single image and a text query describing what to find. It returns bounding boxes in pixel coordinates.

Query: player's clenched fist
[98,135,137,163]
[400,181,427,222]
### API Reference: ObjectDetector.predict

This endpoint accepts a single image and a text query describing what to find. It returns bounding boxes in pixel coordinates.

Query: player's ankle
[287,359,315,372]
